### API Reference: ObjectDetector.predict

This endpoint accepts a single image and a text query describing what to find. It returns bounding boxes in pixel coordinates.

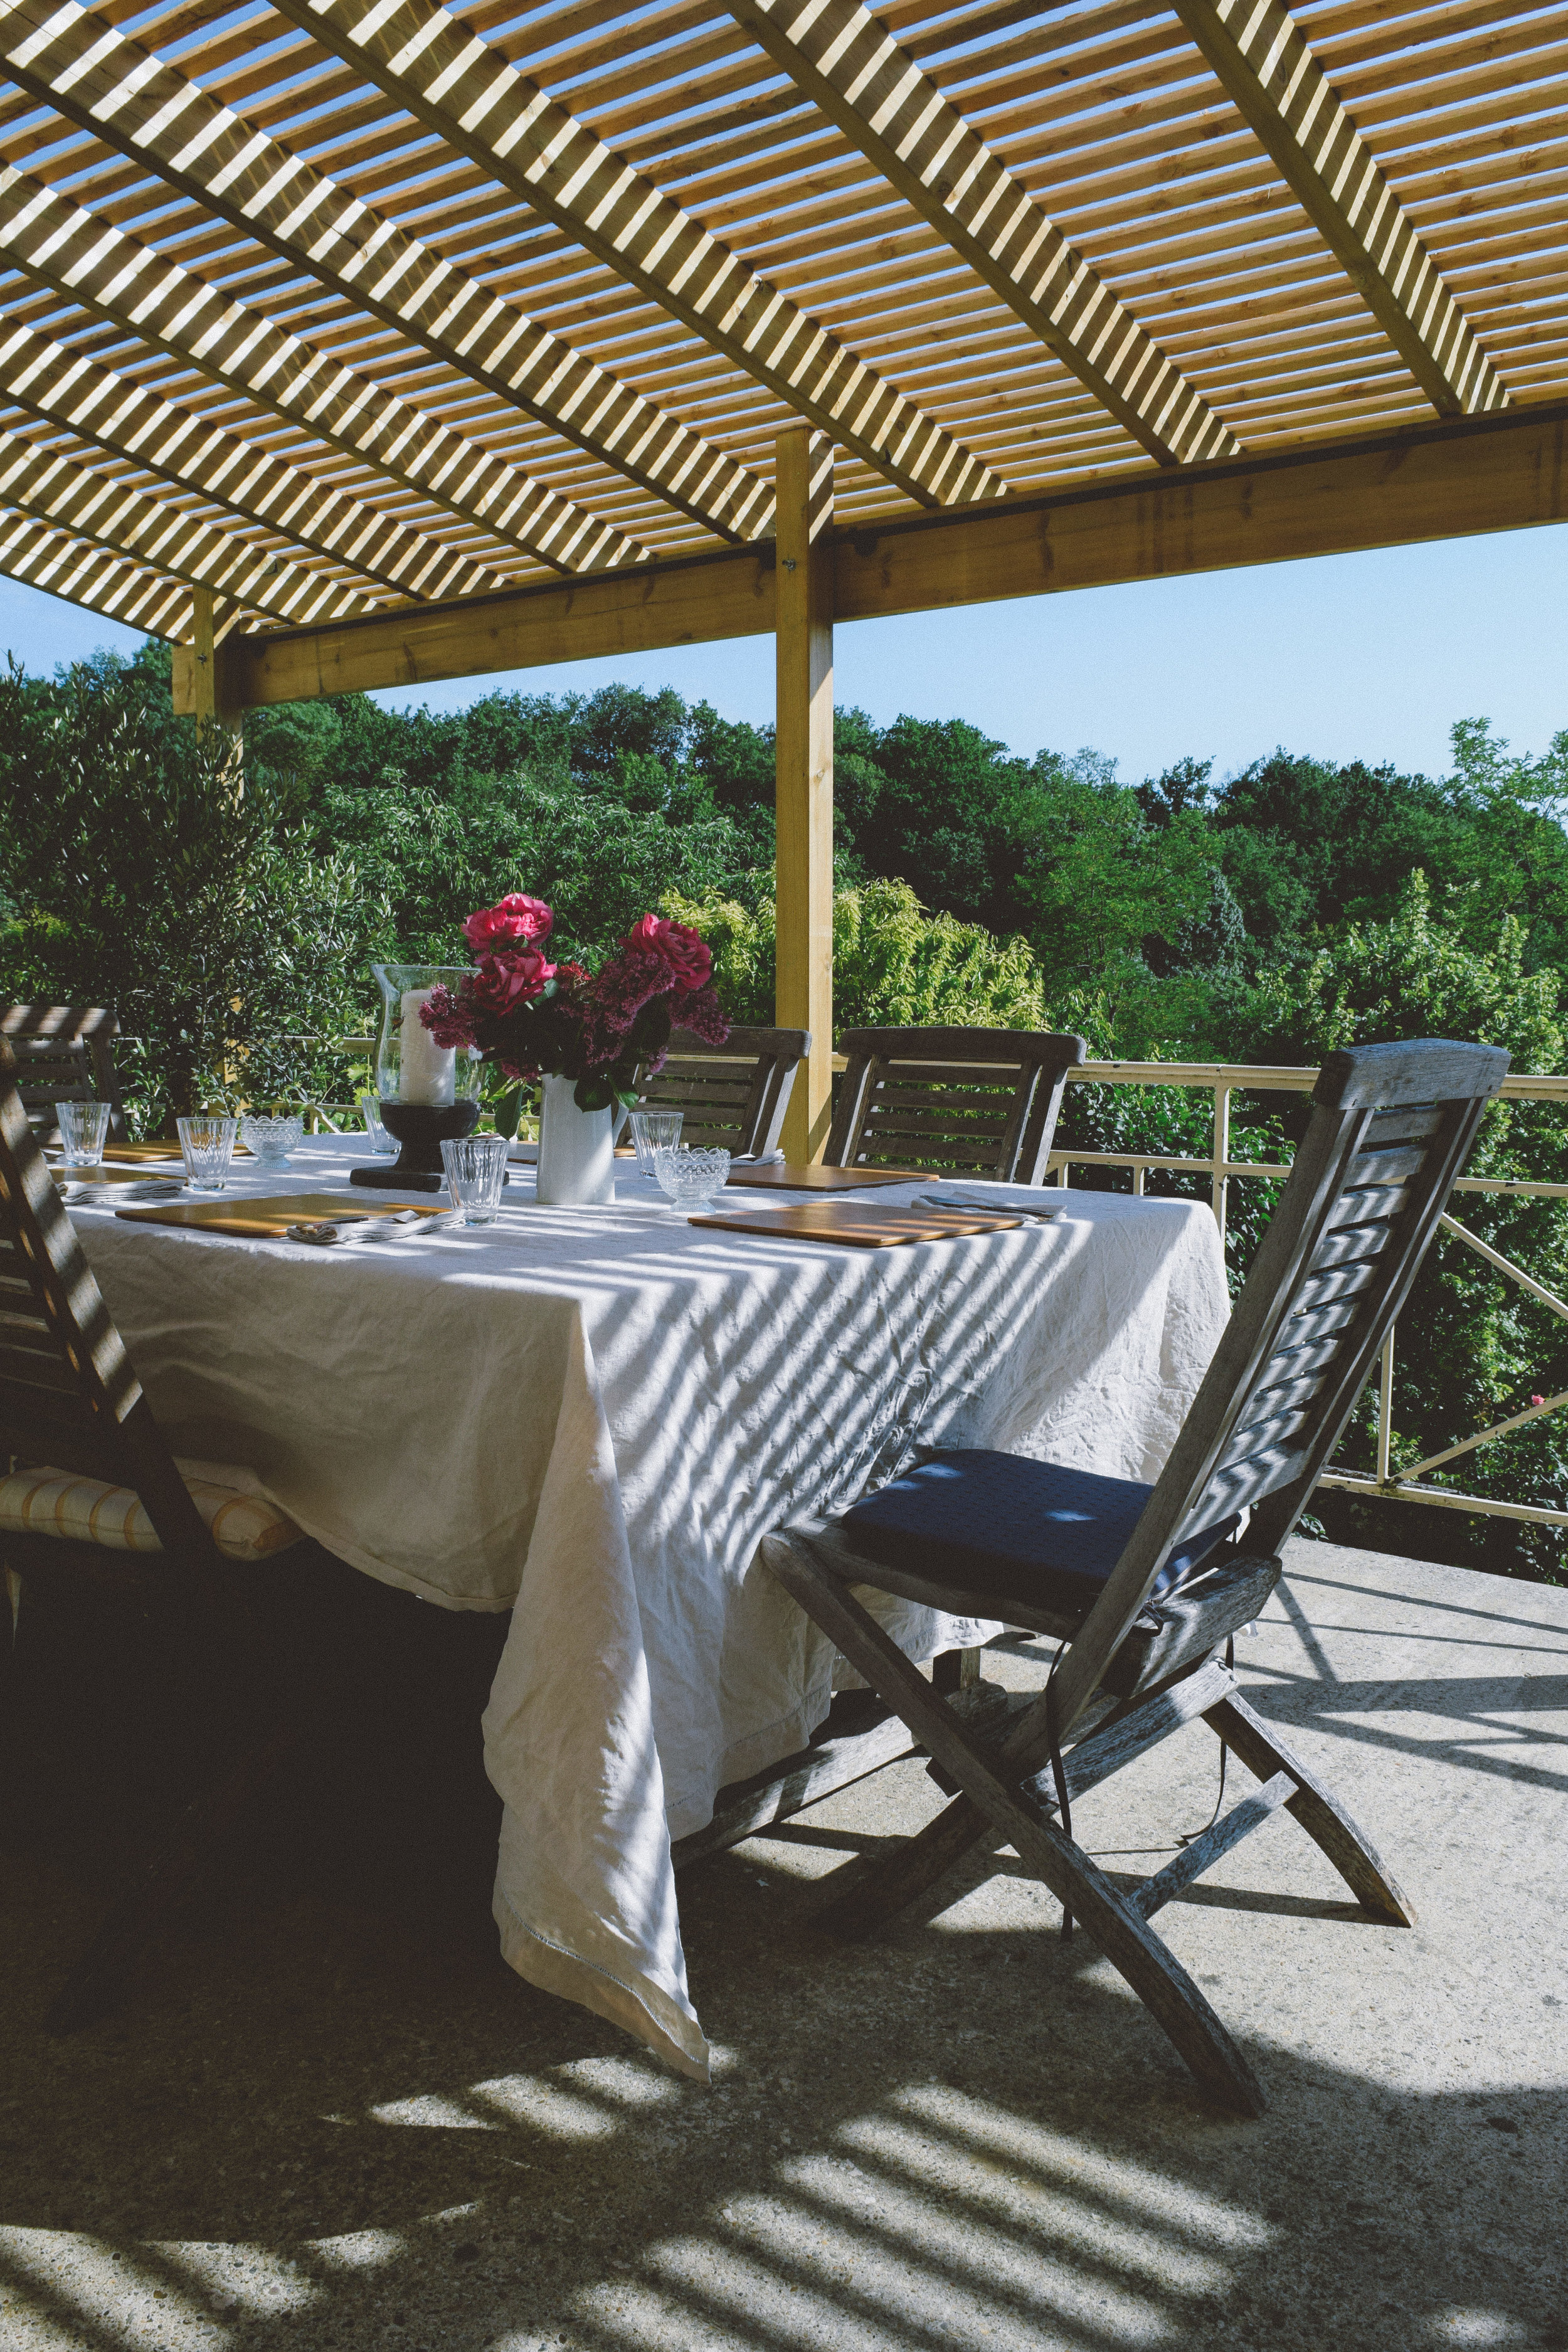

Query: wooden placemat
[722,1161,925,1192]
[115,1192,448,1237]
[687,1200,1024,1248]
[51,1162,182,1187]
[98,1140,253,1163]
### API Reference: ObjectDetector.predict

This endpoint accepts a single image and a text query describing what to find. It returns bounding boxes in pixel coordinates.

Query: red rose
[462,893,553,953]
[470,946,556,1014]
[623,914,712,995]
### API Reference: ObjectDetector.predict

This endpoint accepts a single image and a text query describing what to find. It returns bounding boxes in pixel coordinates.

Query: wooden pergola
[1,0,1564,1153]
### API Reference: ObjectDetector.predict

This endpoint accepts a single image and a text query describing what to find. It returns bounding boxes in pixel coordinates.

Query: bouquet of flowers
[421,893,729,1113]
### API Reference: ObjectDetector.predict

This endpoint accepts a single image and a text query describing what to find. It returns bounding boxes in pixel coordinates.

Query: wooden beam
[192,403,1567,715]
[1167,0,1508,420]
[775,427,835,1164]
[0,0,767,550]
[726,0,1237,469]
[0,172,519,604]
[265,0,1005,512]
[0,314,421,606]
[0,507,191,639]
[0,426,371,629]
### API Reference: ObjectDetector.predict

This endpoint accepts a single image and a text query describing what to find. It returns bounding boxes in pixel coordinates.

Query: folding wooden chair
[0,1002,130,1148]
[637,1022,809,1155]
[825,1027,1087,1182]
[764,1039,1508,2114]
[0,1036,308,2030]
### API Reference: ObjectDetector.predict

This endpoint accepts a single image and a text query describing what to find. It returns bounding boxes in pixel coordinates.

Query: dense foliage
[4,637,1568,1584]
[0,650,384,1123]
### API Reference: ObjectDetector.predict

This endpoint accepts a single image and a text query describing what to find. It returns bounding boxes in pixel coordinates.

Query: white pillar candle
[398,988,456,1106]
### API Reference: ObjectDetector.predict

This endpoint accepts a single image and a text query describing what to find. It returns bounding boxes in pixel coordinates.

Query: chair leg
[931,1646,982,1695]
[46,1714,300,2035]
[818,1656,1232,1941]
[1204,1691,1416,1927]
[820,1788,997,1937]
[767,1541,1266,2116]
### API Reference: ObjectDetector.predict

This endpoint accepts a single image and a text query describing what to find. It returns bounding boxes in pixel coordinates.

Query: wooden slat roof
[0,0,1561,654]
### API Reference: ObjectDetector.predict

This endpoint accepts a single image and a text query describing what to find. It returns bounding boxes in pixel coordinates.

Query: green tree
[1,651,384,1130]
[315,770,755,968]
[1014,768,1219,1014]
[662,878,1045,1032]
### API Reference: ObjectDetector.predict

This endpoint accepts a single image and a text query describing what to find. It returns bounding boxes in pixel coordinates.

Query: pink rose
[462,893,553,953]
[470,946,556,1015]
[623,914,712,995]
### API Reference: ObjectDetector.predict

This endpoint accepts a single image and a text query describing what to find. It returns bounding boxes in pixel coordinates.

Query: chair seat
[836,1451,1238,1619]
[0,1461,304,1562]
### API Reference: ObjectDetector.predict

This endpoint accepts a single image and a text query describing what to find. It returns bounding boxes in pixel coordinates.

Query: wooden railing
[1051,1061,1568,1535]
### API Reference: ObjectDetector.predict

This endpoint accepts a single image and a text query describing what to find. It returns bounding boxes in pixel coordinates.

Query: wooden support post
[189,584,219,727]
[775,427,834,1163]
[186,586,243,782]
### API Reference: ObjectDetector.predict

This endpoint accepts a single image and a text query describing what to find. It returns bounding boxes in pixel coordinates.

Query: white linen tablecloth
[69,1140,1229,2077]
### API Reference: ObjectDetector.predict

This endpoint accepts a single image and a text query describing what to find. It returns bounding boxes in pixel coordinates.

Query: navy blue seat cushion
[837,1451,1239,1621]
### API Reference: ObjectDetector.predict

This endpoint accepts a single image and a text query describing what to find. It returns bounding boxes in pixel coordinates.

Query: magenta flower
[470,946,556,1015]
[462,893,554,953]
[429,894,728,1110]
[623,913,712,995]
[419,982,475,1050]
[673,982,729,1045]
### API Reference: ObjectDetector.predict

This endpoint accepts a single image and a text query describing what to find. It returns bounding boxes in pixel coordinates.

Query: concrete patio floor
[2,1535,1565,2352]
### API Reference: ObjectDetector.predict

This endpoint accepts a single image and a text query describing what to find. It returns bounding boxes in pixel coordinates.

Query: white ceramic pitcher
[536,1075,626,1205]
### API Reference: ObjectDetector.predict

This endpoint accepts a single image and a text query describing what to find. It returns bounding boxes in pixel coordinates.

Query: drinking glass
[358,1092,398,1155]
[178,1115,238,1193]
[57,1099,110,1167]
[654,1144,731,1211]
[628,1108,682,1179]
[440,1133,510,1226]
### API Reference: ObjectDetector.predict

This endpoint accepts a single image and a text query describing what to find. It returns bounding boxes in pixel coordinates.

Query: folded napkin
[286,1209,428,1246]
[912,1190,1057,1222]
[60,1175,183,1204]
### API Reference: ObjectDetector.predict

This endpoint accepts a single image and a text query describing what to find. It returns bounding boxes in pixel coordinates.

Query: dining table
[63,1135,1231,2079]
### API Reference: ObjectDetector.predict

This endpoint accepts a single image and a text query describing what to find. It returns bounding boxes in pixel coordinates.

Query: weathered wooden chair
[636,1022,809,1156]
[0,1036,307,2030]
[0,1003,130,1149]
[764,1039,1508,2114]
[825,1027,1087,1182]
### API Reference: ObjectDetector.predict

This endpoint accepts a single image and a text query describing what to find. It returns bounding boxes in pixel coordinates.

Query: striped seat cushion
[0,1461,303,1561]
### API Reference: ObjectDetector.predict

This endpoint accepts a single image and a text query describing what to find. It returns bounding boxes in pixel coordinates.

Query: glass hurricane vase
[371,963,481,1112]
[352,962,482,1192]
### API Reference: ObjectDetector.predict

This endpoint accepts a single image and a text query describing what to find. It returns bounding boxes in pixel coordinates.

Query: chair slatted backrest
[1052,1039,1510,1734]
[0,1004,129,1148]
[826,1028,1088,1183]
[637,1025,809,1156]
[0,1041,224,1567]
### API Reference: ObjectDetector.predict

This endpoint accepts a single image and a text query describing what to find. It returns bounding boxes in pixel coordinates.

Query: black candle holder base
[351,1098,485,1190]
[350,1162,447,1192]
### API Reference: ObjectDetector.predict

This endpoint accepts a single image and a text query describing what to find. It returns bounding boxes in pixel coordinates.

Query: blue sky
[4,518,1564,783]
